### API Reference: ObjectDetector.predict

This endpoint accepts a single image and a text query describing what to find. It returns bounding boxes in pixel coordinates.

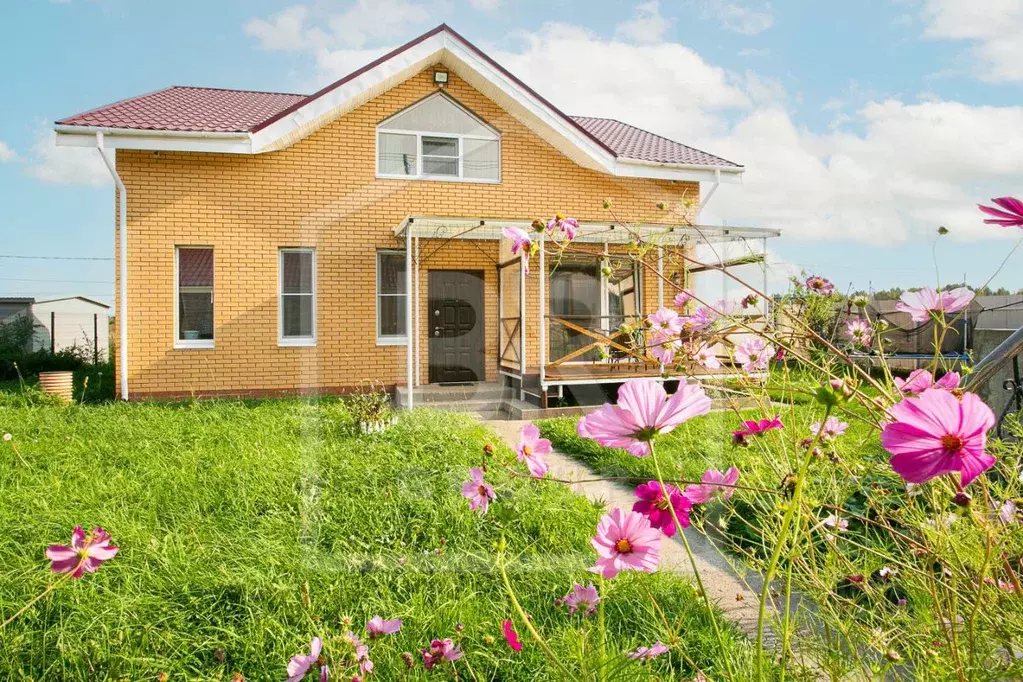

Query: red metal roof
[56,25,740,168]
[57,86,305,133]
[571,117,740,168]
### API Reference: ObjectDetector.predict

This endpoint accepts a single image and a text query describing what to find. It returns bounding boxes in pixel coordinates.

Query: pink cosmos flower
[576,378,711,457]
[881,388,996,488]
[684,467,740,504]
[502,227,533,275]
[805,275,834,295]
[714,299,739,316]
[647,307,684,335]
[346,632,373,676]
[895,287,974,322]
[516,423,552,478]
[501,619,522,652]
[627,642,669,660]
[844,319,871,347]
[461,467,496,514]
[979,197,1023,228]
[562,583,600,615]
[366,616,402,638]
[894,369,960,395]
[821,514,848,532]
[679,307,717,333]
[741,293,759,309]
[648,331,682,365]
[287,637,325,682]
[732,416,783,446]
[546,215,580,240]
[45,526,119,578]
[693,344,720,369]
[632,481,692,537]
[674,291,693,308]
[811,416,848,441]
[421,638,463,669]
[590,508,661,579]
[734,337,773,372]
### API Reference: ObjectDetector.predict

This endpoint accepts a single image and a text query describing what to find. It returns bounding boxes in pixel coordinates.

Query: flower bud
[483,442,495,455]
[952,491,972,507]
[656,201,667,210]
[602,198,613,209]
[401,652,415,668]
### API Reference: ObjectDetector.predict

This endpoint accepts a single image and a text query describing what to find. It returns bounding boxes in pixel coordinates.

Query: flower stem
[651,444,735,682]
[0,570,74,630]
[755,405,830,681]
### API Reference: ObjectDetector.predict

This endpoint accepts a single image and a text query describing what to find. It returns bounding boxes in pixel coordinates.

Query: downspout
[96,132,129,401]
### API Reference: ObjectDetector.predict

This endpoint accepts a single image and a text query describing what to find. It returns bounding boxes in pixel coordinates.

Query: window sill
[376,174,500,185]
[174,341,214,350]
[376,336,408,347]
[278,338,317,348]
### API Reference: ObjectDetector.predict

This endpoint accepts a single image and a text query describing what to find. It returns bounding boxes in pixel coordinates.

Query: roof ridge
[168,85,308,98]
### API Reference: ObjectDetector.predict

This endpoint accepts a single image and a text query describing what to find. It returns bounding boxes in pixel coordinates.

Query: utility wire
[0,254,114,261]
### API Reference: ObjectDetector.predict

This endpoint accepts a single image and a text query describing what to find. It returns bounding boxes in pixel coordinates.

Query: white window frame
[278,247,317,347]
[376,250,408,346]
[174,246,214,350]
[375,93,501,184]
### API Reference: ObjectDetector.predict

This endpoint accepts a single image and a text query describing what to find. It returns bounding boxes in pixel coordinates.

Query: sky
[2,0,1023,305]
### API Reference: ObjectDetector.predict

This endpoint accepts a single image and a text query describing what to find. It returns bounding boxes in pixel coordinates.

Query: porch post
[761,237,769,322]
[414,236,420,387]
[405,225,414,408]
[519,249,527,401]
[657,247,664,308]
[538,234,546,397]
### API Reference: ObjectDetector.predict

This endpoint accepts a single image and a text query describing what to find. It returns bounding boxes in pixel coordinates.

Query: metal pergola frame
[395,215,781,407]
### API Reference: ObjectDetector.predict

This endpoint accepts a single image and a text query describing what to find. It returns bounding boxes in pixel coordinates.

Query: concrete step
[395,383,508,407]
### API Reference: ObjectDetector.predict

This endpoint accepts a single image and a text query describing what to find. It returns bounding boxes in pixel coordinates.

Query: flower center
[522,445,532,457]
[654,497,670,511]
[615,538,633,554]
[478,485,489,497]
[941,433,964,452]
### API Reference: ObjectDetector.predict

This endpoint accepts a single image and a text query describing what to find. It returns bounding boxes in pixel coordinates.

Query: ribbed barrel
[38,371,74,402]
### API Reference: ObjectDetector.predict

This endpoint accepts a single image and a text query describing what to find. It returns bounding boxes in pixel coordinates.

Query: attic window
[377,92,500,182]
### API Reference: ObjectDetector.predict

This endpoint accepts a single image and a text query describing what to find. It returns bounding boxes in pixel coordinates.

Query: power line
[0,254,114,261]
[0,277,114,284]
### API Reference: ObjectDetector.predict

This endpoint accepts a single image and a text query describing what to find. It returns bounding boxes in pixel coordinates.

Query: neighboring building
[54,24,777,402]
[0,296,110,361]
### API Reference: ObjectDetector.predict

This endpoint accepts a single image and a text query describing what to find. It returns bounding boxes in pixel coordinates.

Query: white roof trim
[53,27,745,181]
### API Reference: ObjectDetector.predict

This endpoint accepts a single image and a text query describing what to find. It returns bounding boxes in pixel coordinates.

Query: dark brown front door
[429,270,484,383]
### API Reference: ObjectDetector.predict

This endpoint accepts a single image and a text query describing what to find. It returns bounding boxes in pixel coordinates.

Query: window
[279,249,316,345]
[175,247,214,348]
[377,251,407,344]
[377,92,500,182]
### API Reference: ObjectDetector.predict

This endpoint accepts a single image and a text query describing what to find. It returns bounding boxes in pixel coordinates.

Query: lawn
[0,393,761,680]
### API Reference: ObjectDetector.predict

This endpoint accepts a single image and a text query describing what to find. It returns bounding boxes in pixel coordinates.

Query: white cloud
[920,0,1023,82]
[468,0,501,11]
[0,141,17,162]
[616,1,672,44]
[696,1,775,35]
[25,127,110,187]
[821,97,844,111]
[245,0,434,52]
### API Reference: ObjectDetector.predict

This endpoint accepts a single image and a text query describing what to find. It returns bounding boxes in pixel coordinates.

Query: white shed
[30,297,111,361]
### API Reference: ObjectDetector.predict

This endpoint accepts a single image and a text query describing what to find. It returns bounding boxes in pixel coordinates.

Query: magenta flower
[674,291,693,308]
[501,619,523,652]
[895,287,974,322]
[805,275,834,295]
[502,227,533,275]
[732,416,783,446]
[576,378,711,457]
[546,214,580,240]
[811,416,848,441]
[693,344,720,369]
[684,467,740,504]
[45,526,119,578]
[590,508,661,579]
[461,467,496,514]
[627,641,669,660]
[741,293,759,309]
[979,197,1023,228]
[516,423,552,478]
[366,616,402,638]
[844,319,871,347]
[562,583,600,615]
[734,337,773,372]
[894,369,959,395]
[287,637,325,682]
[421,638,463,669]
[632,481,692,537]
[648,331,682,365]
[680,307,717,332]
[881,388,996,488]
[647,307,684,335]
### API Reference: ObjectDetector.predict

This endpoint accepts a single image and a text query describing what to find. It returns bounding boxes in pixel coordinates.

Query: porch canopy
[395,215,781,407]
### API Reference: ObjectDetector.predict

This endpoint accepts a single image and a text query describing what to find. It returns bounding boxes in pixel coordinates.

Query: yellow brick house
[54,24,777,405]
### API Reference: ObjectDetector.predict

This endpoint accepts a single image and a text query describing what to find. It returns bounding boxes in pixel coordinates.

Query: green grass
[0,396,761,680]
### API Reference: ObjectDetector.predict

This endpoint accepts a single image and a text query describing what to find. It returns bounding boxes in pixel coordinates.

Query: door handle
[434,329,441,337]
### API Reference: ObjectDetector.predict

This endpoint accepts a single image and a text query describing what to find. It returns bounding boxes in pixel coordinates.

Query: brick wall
[114,64,697,398]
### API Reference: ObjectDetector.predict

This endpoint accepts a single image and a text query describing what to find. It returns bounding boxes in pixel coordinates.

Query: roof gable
[54,24,742,182]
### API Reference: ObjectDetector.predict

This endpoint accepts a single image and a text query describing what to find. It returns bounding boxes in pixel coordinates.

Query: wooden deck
[502,361,750,384]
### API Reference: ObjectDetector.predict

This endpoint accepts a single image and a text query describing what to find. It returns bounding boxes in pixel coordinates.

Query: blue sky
[3,0,1022,303]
